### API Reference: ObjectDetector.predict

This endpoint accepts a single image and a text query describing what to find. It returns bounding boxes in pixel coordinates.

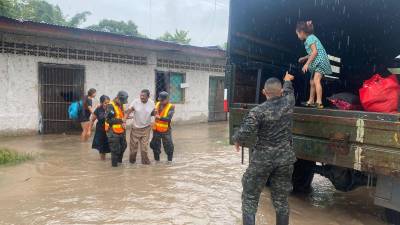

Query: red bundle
[359,74,400,113]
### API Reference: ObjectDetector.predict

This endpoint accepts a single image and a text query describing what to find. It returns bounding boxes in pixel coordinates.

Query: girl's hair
[87,88,97,97]
[296,20,314,34]
[100,95,110,104]
[83,88,97,110]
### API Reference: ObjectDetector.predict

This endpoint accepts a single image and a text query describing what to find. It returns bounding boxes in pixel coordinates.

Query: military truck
[226,0,400,222]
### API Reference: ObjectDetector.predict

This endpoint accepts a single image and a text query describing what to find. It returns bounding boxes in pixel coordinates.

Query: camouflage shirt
[232,81,296,165]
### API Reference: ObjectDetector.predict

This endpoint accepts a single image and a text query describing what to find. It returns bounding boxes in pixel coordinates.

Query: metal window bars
[0,41,148,65]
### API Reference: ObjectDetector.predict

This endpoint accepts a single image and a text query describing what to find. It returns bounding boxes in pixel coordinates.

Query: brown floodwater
[0,123,387,225]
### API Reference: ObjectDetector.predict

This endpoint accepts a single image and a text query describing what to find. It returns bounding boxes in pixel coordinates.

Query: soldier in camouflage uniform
[233,72,296,225]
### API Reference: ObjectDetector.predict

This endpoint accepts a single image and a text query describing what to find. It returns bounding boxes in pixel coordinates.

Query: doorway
[39,63,85,134]
[209,76,227,122]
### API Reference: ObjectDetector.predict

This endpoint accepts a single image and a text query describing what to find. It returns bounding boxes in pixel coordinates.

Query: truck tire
[292,159,315,193]
[385,208,400,225]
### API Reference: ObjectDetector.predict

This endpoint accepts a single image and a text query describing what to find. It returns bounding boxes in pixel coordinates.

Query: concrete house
[0,17,226,135]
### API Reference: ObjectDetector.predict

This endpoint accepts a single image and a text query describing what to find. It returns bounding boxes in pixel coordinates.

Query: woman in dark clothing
[81,88,97,142]
[91,95,111,160]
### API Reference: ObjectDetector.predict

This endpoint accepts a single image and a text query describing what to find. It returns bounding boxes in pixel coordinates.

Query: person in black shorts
[81,88,96,141]
[91,95,111,160]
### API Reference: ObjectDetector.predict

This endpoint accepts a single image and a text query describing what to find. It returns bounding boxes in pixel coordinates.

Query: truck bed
[229,106,400,177]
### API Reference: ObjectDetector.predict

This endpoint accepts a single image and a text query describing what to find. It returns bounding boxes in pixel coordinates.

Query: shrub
[0,148,33,165]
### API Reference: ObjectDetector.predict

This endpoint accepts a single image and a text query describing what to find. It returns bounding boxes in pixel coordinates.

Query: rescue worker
[233,72,296,225]
[105,91,129,167]
[150,91,175,162]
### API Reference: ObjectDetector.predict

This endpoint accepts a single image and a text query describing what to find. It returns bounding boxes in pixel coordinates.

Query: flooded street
[0,122,387,225]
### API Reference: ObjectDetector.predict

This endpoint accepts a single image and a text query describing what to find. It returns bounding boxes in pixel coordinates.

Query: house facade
[0,17,226,135]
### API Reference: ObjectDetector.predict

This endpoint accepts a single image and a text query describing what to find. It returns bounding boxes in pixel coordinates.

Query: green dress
[304,34,332,78]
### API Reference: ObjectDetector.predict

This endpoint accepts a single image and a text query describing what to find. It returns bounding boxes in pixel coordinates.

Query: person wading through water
[125,89,155,165]
[91,95,111,161]
[81,88,96,142]
[233,72,296,225]
[150,91,175,162]
[105,91,128,167]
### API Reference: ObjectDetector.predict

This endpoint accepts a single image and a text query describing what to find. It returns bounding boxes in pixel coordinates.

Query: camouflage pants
[150,130,174,161]
[242,151,294,216]
[107,132,127,166]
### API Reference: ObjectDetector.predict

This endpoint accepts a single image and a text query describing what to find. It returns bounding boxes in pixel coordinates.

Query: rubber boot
[141,151,151,165]
[276,213,289,225]
[242,212,255,225]
[153,151,160,161]
[129,152,137,164]
[111,153,118,167]
[167,152,173,162]
[118,152,124,163]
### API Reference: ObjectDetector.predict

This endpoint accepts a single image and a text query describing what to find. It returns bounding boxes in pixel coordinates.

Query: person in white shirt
[125,89,155,165]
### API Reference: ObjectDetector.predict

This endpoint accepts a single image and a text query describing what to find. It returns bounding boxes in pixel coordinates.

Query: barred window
[155,71,185,104]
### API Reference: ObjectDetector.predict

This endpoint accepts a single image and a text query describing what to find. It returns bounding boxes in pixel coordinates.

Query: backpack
[68,100,83,120]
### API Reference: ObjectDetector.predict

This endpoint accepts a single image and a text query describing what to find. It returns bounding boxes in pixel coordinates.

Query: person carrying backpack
[81,88,97,142]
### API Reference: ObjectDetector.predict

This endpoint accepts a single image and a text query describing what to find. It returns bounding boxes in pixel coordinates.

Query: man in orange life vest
[105,91,129,167]
[150,91,175,162]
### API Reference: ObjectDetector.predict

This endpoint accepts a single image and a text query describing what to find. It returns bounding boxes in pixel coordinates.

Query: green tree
[21,0,65,25]
[66,11,91,27]
[0,0,18,18]
[0,0,90,27]
[86,19,145,37]
[220,42,227,50]
[158,29,191,45]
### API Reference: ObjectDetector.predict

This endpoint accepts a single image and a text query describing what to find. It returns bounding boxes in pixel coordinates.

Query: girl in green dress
[296,21,332,109]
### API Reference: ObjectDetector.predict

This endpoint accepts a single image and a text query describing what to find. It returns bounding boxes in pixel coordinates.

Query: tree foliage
[158,29,191,45]
[66,11,91,27]
[0,0,192,42]
[0,0,18,18]
[0,0,90,27]
[86,19,145,37]
[220,42,227,50]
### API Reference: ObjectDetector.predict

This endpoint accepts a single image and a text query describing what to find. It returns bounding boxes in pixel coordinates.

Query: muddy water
[0,123,387,225]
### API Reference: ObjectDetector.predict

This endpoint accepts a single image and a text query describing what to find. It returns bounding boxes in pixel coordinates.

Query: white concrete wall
[162,69,224,124]
[0,34,225,135]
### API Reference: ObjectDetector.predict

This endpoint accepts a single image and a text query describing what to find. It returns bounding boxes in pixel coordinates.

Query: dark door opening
[209,76,227,122]
[39,63,85,134]
[155,71,169,101]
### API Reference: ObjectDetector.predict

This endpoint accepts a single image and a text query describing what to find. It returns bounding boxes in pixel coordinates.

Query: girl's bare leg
[85,122,92,141]
[314,72,323,104]
[308,79,316,104]
[80,122,86,141]
[81,122,91,142]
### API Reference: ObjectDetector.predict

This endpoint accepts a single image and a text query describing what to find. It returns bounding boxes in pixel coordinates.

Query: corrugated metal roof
[0,16,226,59]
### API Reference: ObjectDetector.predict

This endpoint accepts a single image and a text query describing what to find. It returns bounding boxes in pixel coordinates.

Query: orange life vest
[153,102,173,133]
[105,101,125,134]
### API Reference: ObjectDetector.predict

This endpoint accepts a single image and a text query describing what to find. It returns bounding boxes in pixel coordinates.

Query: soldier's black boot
[276,213,289,225]
[167,152,173,162]
[242,212,255,225]
[153,151,160,161]
[111,153,118,167]
[118,151,124,163]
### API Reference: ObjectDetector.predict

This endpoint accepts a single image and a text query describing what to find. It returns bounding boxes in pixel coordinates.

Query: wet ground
[0,122,387,225]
